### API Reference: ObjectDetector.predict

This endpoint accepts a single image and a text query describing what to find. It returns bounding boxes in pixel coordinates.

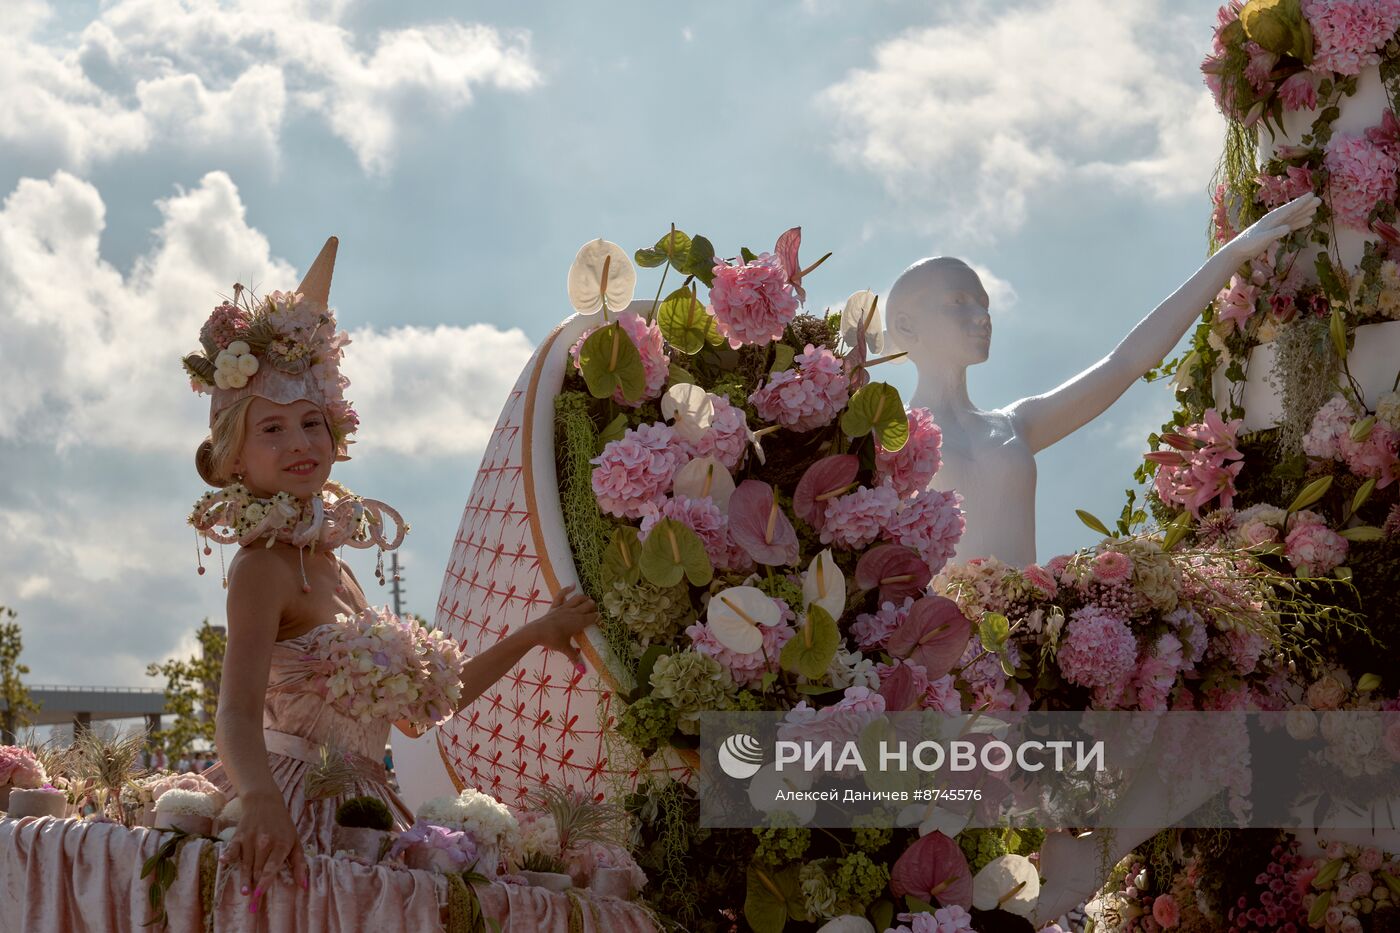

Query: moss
[334,795,394,831]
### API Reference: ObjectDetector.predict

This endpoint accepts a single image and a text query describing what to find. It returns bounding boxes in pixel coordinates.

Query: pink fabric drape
[0,816,657,933]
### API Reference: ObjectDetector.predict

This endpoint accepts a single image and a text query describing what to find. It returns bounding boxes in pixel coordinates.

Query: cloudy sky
[0,0,1229,688]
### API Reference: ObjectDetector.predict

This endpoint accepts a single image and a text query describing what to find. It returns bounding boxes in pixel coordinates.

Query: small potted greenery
[333,796,396,863]
[517,851,573,893]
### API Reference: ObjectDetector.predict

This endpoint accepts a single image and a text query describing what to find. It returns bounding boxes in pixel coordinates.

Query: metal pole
[389,553,405,617]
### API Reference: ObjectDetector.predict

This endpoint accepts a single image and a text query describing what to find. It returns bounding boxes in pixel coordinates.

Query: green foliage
[334,795,395,831]
[840,382,909,452]
[578,322,647,402]
[754,572,803,609]
[958,828,1011,873]
[657,285,722,354]
[556,392,614,603]
[753,825,812,867]
[616,696,679,754]
[145,620,225,759]
[779,604,840,680]
[829,851,891,917]
[638,519,713,588]
[0,608,38,741]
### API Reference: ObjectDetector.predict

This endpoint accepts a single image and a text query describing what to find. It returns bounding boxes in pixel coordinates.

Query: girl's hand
[219,792,309,911]
[528,584,598,670]
[1222,192,1321,262]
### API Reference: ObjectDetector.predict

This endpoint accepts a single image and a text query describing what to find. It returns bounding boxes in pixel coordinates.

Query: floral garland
[187,479,407,553]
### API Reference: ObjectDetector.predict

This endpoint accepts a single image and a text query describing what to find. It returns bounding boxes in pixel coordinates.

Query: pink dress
[202,620,413,852]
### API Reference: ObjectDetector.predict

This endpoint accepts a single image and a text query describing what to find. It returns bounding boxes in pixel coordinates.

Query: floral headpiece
[182,237,358,461]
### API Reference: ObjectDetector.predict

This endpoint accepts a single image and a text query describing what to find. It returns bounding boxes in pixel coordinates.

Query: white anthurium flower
[972,854,1040,917]
[673,456,736,513]
[802,548,845,620]
[816,917,875,933]
[747,762,816,823]
[226,340,250,356]
[566,238,636,315]
[839,289,888,356]
[661,383,716,444]
[236,354,260,376]
[707,585,782,654]
[896,800,970,838]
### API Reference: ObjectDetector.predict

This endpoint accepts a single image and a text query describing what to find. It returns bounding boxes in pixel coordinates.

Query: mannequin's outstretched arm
[1005,194,1320,453]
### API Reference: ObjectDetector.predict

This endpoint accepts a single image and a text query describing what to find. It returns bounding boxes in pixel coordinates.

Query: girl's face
[232,397,335,499]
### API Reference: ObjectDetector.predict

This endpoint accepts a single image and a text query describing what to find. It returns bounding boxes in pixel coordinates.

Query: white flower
[153,788,219,818]
[215,351,238,371]
[226,372,249,389]
[219,798,243,823]
[1285,705,1317,740]
[1377,391,1400,431]
[214,370,231,390]
[236,354,260,376]
[972,854,1040,916]
[227,340,250,356]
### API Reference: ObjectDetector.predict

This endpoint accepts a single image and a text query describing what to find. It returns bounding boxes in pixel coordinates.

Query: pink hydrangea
[1285,520,1349,575]
[1338,421,1400,488]
[564,840,647,891]
[851,597,913,651]
[0,746,46,788]
[749,344,850,432]
[570,312,669,408]
[708,252,800,348]
[1257,165,1315,209]
[819,484,901,550]
[923,674,962,712]
[1302,395,1354,460]
[1091,550,1134,585]
[1304,0,1400,76]
[1057,607,1138,691]
[1132,633,1183,711]
[892,905,977,933]
[1324,134,1399,229]
[687,605,795,688]
[875,406,942,497]
[640,495,730,569]
[886,488,965,574]
[777,687,887,764]
[590,422,691,519]
[690,394,750,470]
[199,301,250,351]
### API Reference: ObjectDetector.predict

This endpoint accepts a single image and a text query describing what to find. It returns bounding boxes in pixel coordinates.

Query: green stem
[648,263,670,325]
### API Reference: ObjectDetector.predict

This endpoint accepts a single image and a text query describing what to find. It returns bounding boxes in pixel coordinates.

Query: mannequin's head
[885,257,992,369]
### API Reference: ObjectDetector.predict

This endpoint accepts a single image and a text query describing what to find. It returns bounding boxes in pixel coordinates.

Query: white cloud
[0,0,542,174]
[820,0,1220,239]
[966,261,1018,315]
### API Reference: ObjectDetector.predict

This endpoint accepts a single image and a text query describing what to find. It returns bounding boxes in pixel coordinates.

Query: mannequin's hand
[527,585,598,670]
[1222,192,1320,263]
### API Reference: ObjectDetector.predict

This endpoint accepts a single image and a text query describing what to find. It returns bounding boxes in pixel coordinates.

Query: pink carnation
[570,312,668,408]
[819,484,901,550]
[687,605,795,688]
[886,488,965,574]
[640,495,730,569]
[1057,607,1138,691]
[778,688,887,767]
[1091,550,1133,585]
[1304,0,1400,76]
[1324,134,1399,229]
[590,422,691,519]
[708,252,800,348]
[1256,164,1315,208]
[749,344,850,432]
[875,406,942,497]
[1022,563,1058,599]
[1285,520,1349,575]
[690,394,750,470]
[1216,626,1268,673]
[851,597,913,652]
[0,746,47,789]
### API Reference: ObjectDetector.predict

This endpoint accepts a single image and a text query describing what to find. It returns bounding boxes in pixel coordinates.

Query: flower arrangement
[389,821,480,873]
[299,606,463,731]
[152,788,219,819]
[0,746,47,789]
[417,788,521,878]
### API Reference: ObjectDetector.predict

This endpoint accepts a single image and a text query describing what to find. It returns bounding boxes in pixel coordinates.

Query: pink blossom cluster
[1056,607,1138,693]
[1212,183,1239,244]
[1278,70,1320,110]
[1148,409,1246,516]
[923,674,962,712]
[144,771,226,808]
[887,906,977,933]
[851,597,913,651]
[690,394,750,470]
[569,312,669,407]
[1215,273,1261,333]
[1303,0,1400,76]
[875,406,942,497]
[1284,514,1350,575]
[0,745,46,788]
[777,686,887,759]
[1130,632,1185,711]
[1225,840,1310,928]
[564,839,648,891]
[199,301,250,350]
[389,820,479,870]
[1303,394,1400,487]
[1202,3,1251,119]
[1324,134,1399,229]
[1256,164,1315,209]
[640,495,732,569]
[591,422,692,519]
[819,484,901,550]
[686,612,795,688]
[748,344,850,432]
[886,488,965,575]
[1090,550,1133,585]
[708,252,800,348]
[302,606,464,730]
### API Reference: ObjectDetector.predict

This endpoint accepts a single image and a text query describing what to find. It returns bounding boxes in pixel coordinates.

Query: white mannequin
[885,193,1321,568]
[884,194,1321,925]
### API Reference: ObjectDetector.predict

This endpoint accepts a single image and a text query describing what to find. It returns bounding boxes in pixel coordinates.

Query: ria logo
[717,733,765,779]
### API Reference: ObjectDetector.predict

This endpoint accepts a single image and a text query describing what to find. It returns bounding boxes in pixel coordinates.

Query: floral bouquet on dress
[302,607,464,731]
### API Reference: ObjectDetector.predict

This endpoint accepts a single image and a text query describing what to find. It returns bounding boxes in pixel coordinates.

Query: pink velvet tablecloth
[0,816,659,933]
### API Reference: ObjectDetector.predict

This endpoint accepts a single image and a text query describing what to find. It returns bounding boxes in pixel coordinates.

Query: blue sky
[0,0,1228,688]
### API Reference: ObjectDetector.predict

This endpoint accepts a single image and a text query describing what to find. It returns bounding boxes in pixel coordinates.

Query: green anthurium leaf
[1075,509,1112,537]
[639,518,713,588]
[1349,415,1376,443]
[745,865,808,933]
[602,526,643,588]
[741,247,758,264]
[979,612,1010,653]
[840,382,909,451]
[794,682,842,696]
[1000,654,1017,678]
[667,361,695,387]
[682,235,717,287]
[1380,870,1400,898]
[779,604,840,680]
[597,413,629,452]
[704,310,727,346]
[1356,672,1381,692]
[655,229,692,264]
[771,343,796,373]
[634,247,668,268]
[760,671,779,692]
[658,285,712,355]
[1288,475,1333,513]
[905,896,936,915]
[1339,525,1384,542]
[871,900,895,933]
[578,322,647,402]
